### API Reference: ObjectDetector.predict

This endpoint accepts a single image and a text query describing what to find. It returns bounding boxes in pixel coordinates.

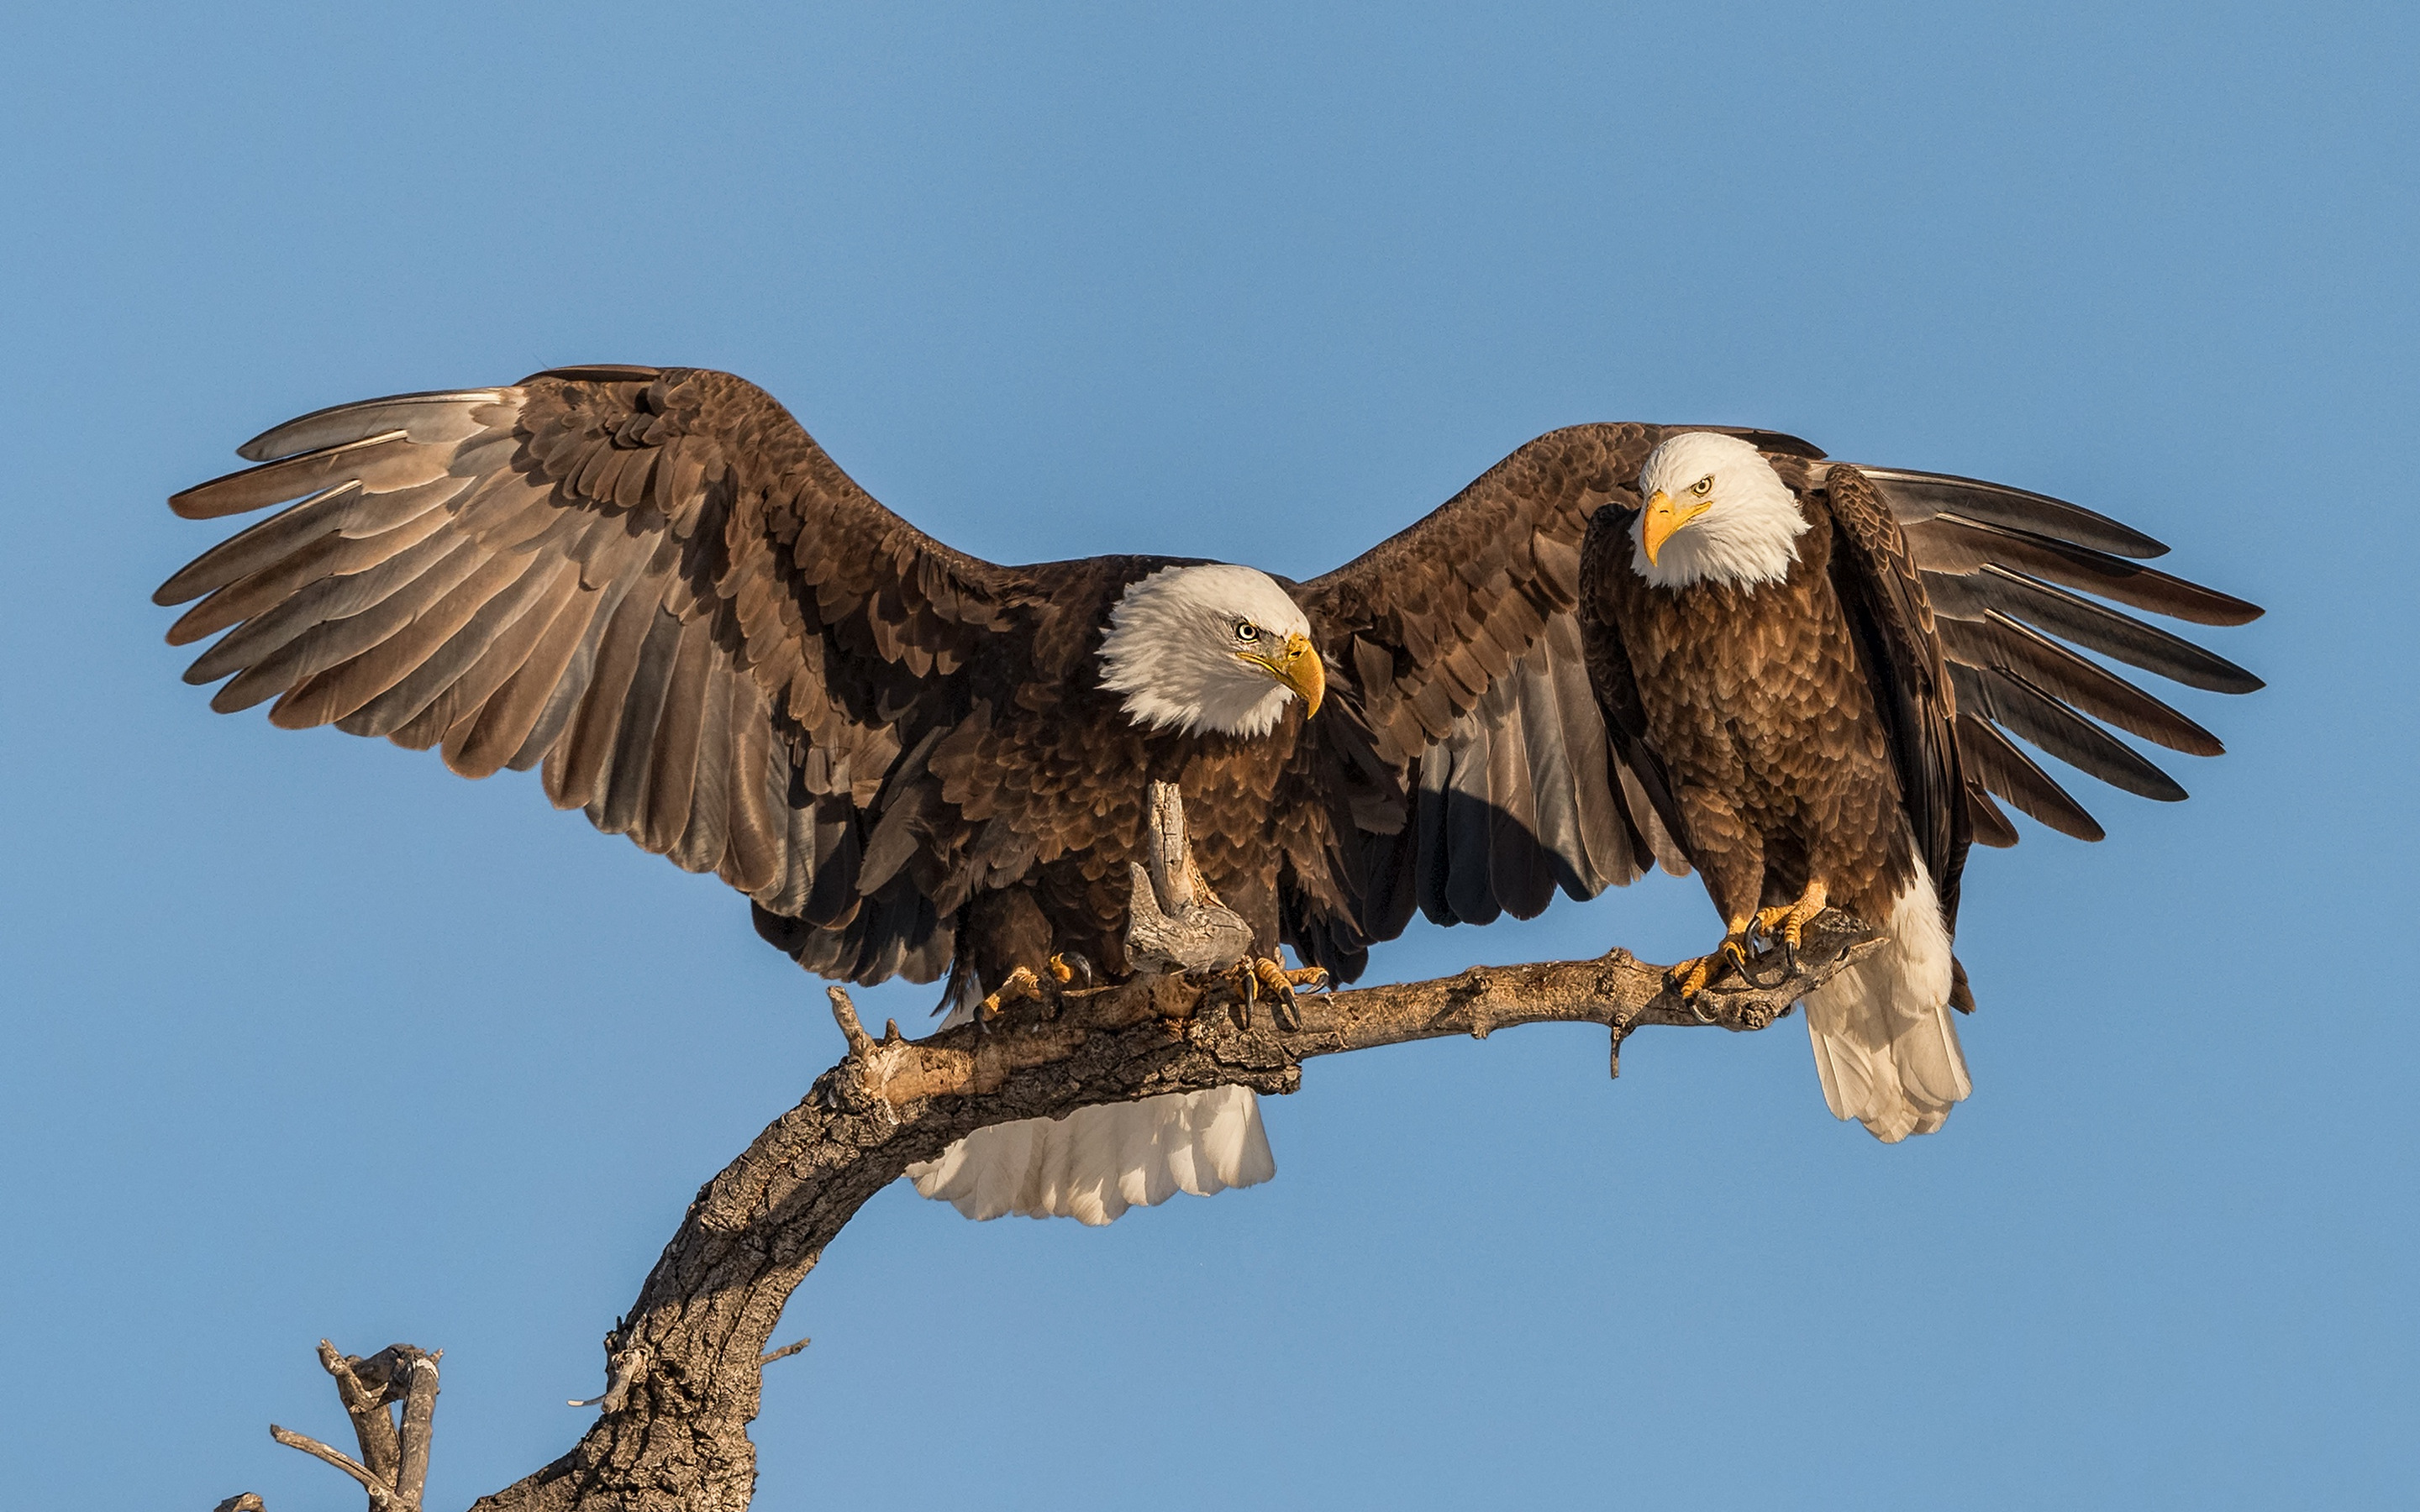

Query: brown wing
[1846,463,2263,848]
[1815,463,1974,923]
[1278,425,1706,979]
[156,365,1030,984]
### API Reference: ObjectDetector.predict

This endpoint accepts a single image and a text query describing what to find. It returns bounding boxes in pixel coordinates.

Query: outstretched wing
[156,365,1028,983]
[1844,463,2263,849]
[1281,425,1709,979]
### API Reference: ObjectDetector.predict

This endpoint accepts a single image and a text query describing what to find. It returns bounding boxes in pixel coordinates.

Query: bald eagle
[156,365,1692,1224]
[1578,430,2260,1141]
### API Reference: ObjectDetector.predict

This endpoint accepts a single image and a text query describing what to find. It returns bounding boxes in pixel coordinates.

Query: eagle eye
[1234,621,1260,643]
[1691,475,1714,496]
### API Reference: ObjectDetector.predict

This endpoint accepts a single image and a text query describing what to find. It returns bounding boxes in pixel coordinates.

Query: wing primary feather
[155,481,366,606]
[235,391,510,463]
[1938,612,2224,756]
[161,480,472,640]
[274,548,547,730]
[1926,564,2262,694]
[1955,712,2107,842]
[171,433,447,520]
[1860,467,2170,558]
[210,538,488,714]
[1902,513,2261,627]
[1947,663,2187,801]
[180,522,465,684]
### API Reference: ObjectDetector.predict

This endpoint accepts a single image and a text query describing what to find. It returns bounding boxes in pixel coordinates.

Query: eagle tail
[903,1086,1275,1226]
[1802,859,1972,1142]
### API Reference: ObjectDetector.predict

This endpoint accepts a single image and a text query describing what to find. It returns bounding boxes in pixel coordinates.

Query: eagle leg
[1744,879,1830,984]
[978,963,1044,1022]
[1754,879,1829,952]
[1667,921,1757,1001]
[1221,958,1317,1032]
[1047,951,1097,989]
[1255,958,1324,1032]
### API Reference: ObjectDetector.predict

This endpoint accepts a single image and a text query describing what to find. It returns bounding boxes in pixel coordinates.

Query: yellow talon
[1252,958,1295,1001]
[978,963,1043,1021]
[1754,879,1829,950]
[1666,921,1756,1000]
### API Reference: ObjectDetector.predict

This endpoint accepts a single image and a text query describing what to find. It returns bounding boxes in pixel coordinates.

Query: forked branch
[224,1343,442,1512]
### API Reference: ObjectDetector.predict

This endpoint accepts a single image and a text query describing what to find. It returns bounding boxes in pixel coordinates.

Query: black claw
[1743,944,1791,990]
[1272,995,1302,1033]
[1724,934,1780,990]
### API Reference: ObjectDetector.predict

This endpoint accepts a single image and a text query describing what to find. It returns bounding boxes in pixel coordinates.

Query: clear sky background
[3,3,2412,1508]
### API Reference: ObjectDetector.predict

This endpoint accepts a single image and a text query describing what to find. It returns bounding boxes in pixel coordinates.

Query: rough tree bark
[233,785,1880,1512]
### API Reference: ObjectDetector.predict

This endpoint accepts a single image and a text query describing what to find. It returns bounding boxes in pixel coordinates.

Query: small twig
[573,1343,654,1417]
[760,1336,812,1366]
[269,1425,402,1510]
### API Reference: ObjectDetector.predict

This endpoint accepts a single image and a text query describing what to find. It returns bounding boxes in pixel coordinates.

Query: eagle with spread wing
[1577,430,2260,1141]
[156,365,1686,1222]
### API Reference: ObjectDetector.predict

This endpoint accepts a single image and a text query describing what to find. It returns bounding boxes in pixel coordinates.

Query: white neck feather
[1630,431,1808,591]
[1097,564,1312,738]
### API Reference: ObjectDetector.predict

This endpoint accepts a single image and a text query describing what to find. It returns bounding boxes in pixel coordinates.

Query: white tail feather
[904,1086,1276,1226]
[1802,859,1972,1142]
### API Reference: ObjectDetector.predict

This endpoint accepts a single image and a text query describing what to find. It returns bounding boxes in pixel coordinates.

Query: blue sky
[3,3,2412,1508]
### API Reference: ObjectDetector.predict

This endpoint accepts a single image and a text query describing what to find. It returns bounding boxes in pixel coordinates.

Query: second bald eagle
[1577,429,2260,1140]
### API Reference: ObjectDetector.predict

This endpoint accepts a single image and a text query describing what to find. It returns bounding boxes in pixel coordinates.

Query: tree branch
[230,1344,443,1512]
[460,910,1878,1512]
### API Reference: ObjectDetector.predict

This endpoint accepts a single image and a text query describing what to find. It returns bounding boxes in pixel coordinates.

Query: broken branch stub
[1123,780,1254,974]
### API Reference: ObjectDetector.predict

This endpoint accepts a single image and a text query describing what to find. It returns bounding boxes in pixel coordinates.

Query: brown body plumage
[1586,498,1921,951]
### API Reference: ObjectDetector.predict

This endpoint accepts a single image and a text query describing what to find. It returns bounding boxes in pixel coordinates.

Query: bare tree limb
[240,1344,443,1512]
[457,910,1876,1512]
[267,1425,400,1510]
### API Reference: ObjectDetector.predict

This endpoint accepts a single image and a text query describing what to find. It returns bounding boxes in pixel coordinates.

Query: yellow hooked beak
[1640,489,1712,566]
[1244,631,1325,717]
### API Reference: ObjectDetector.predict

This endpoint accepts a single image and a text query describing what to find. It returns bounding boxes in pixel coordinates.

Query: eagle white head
[1097,564,1324,738]
[1630,431,1809,590]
